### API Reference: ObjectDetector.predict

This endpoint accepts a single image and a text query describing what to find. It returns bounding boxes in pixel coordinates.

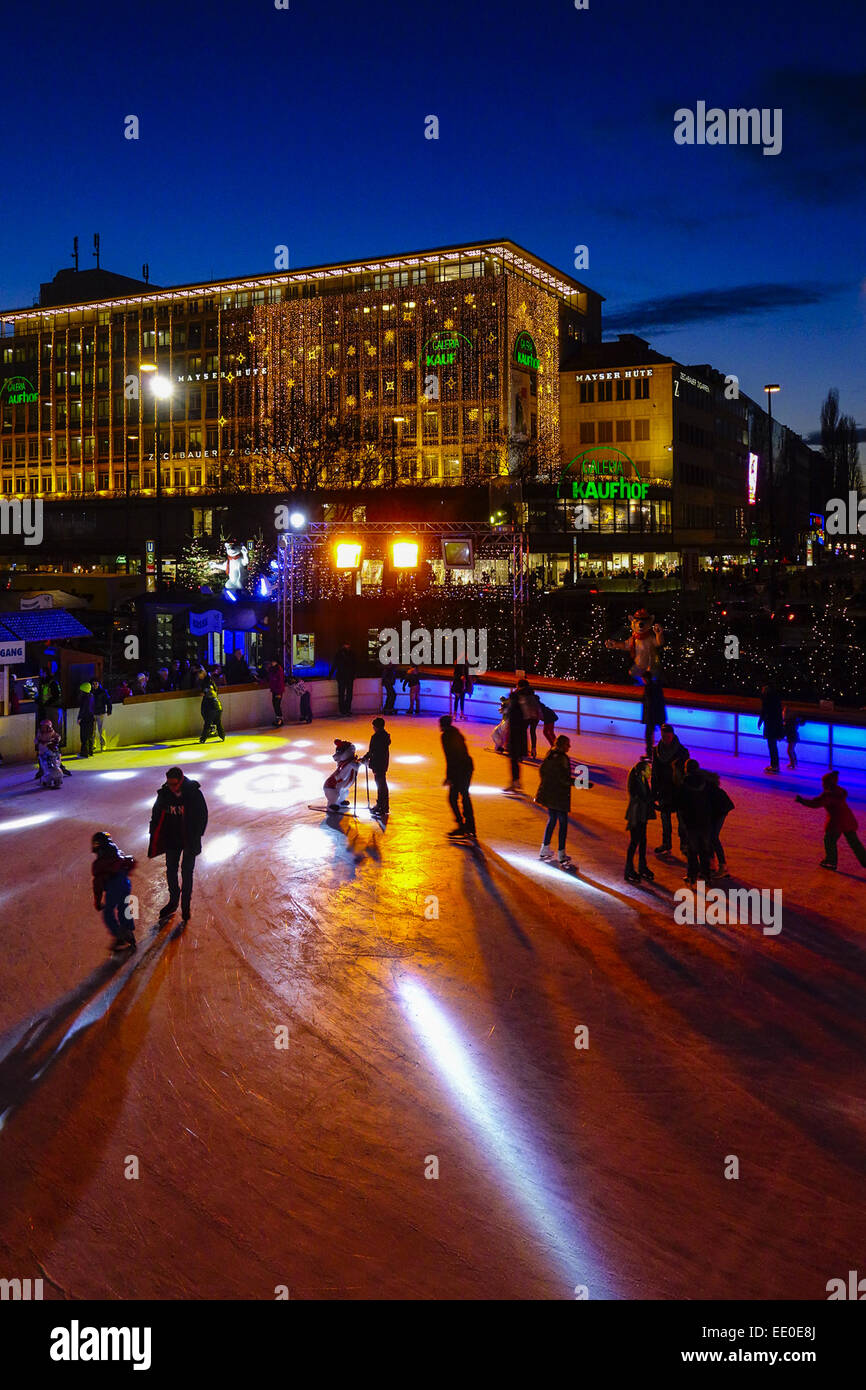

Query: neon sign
[748,451,758,505]
[513,331,539,372]
[0,375,38,406]
[557,447,648,501]
[421,330,472,368]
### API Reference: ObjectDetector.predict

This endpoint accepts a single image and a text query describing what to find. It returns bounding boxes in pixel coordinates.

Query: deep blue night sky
[1,0,863,444]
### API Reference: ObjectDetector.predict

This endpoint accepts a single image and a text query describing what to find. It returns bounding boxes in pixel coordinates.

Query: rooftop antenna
[71,236,79,272]
[142,262,150,284]
[93,233,100,270]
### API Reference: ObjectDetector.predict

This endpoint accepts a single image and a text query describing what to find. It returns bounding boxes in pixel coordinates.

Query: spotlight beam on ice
[398,978,608,1296]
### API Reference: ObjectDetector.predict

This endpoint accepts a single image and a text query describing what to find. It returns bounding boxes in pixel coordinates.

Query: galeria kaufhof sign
[513,331,540,372]
[558,447,649,500]
[421,330,473,367]
[0,374,38,406]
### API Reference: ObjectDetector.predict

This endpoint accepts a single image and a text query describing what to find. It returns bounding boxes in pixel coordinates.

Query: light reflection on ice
[0,813,55,832]
[203,833,244,864]
[497,851,608,898]
[398,978,604,1295]
[293,740,313,747]
[394,755,426,764]
[216,765,321,810]
[100,771,138,781]
[282,823,333,863]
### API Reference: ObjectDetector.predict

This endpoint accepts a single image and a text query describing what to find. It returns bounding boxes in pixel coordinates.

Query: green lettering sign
[513,331,539,372]
[557,447,649,501]
[0,375,38,406]
[420,330,472,370]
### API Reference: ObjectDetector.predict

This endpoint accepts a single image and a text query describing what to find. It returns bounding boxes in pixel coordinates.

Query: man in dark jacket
[381,662,398,714]
[677,758,713,885]
[200,679,225,742]
[37,666,63,734]
[505,688,527,792]
[77,682,96,758]
[331,643,357,715]
[361,716,391,815]
[92,678,113,752]
[651,723,689,855]
[758,683,784,774]
[148,766,209,923]
[439,714,476,839]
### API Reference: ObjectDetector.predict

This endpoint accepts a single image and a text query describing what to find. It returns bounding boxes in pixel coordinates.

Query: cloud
[605,281,849,333]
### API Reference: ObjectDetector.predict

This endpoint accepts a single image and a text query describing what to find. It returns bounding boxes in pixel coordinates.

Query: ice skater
[651,723,688,856]
[148,766,209,924]
[624,755,656,883]
[450,663,473,720]
[403,664,421,714]
[199,677,225,742]
[323,739,359,811]
[439,714,476,840]
[504,686,526,792]
[34,717,68,787]
[704,769,735,875]
[516,679,542,757]
[268,661,286,725]
[758,683,784,774]
[361,717,391,816]
[77,681,96,758]
[91,831,137,953]
[783,705,800,769]
[677,758,713,886]
[536,734,576,869]
[92,678,113,752]
[796,771,866,872]
[539,701,558,749]
[640,673,666,758]
[382,661,398,714]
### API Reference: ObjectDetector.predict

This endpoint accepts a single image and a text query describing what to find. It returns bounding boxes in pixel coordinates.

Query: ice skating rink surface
[0,714,863,1299]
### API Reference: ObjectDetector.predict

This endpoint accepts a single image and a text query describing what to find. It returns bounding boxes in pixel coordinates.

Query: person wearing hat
[624,754,656,883]
[360,717,391,816]
[91,830,137,953]
[77,681,96,758]
[796,772,866,871]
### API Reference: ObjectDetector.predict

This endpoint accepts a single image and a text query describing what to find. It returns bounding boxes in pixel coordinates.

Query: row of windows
[579,419,651,444]
[578,378,651,403]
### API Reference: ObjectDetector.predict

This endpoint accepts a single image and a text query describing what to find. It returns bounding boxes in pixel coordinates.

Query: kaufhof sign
[421,330,472,368]
[558,447,649,500]
[0,375,38,406]
[513,330,540,372]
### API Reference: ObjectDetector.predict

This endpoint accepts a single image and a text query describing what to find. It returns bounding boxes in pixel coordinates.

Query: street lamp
[764,384,780,560]
[141,364,172,591]
[390,416,406,488]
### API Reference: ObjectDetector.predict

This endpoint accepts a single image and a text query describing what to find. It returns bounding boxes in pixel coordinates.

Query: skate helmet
[80,681,92,693]
[91,830,112,851]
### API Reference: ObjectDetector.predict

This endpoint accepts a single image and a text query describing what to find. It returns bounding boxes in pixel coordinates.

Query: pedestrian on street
[92,678,113,752]
[439,714,476,840]
[361,716,391,816]
[505,687,527,792]
[536,734,575,868]
[91,830,137,953]
[199,678,225,742]
[704,769,735,875]
[402,663,421,715]
[624,755,656,883]
[148,766,209,924]
[677,758,713,886]
[796,771,866,872]
[77,681,96,758]
[651,723,689,856]
[331,642,357,715]
[268,661,286,726]
[783,706,800,769]
[758,683,785,774]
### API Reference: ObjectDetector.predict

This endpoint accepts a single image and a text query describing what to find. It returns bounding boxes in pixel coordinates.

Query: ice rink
[0,709,863,1300]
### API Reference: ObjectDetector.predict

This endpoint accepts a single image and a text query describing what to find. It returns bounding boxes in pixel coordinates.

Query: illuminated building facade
[0,241,600,508]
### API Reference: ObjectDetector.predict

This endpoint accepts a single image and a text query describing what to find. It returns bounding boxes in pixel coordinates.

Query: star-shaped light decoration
[367,345,377,356]
[346,395,356,407]
[218,415,227,427]
[286,378,295,388]
[226,372,235,383]
[385,380,395,391]
[248,332,256,343]
[384,329,395,343]
[519,301,527,317]
[364,389,373,399]
[326,366,336,378]
[464,293,475,305]
[237,353,245,364]
[444,318,454,329]
[402,358,414,370]
[446,376,456,390]
[488,332,496,343]
[347,345,356,355]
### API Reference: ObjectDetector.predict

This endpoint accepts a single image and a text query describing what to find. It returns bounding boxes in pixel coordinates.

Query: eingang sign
[558,447,649,501]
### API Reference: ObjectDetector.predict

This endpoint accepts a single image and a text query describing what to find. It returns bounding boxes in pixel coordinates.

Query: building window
[634,377,650,400]
[615,379,632,401]
[579,382,594,404]
[598,381,613,402]
[634,419,650,441]
[597,421,613,443]
[616,420,631,442]
[579,422,595,444]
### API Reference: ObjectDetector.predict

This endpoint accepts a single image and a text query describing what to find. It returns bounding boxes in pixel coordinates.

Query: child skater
[796,771,866,873]
[91,830,138,953]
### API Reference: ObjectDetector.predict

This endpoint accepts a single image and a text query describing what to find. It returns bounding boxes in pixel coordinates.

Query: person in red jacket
[91,831,137,953]
[268,661,286,726]
[796,771,866,871]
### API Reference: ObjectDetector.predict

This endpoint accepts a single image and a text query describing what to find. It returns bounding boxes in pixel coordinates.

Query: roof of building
[560,334,674,373]
[0,611,92,641]
[2,239,601,321]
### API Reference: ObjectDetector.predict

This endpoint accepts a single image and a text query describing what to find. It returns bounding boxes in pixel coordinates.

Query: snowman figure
[323,739,358,809]
[605,608,664,682]
[224,539,249,593]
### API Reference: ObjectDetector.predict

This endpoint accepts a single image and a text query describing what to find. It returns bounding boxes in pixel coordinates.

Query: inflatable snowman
[323,739,358,809]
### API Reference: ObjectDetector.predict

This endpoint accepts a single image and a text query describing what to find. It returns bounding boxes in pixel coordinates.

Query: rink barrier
[0,678,383,763]
[412,670,866,771]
